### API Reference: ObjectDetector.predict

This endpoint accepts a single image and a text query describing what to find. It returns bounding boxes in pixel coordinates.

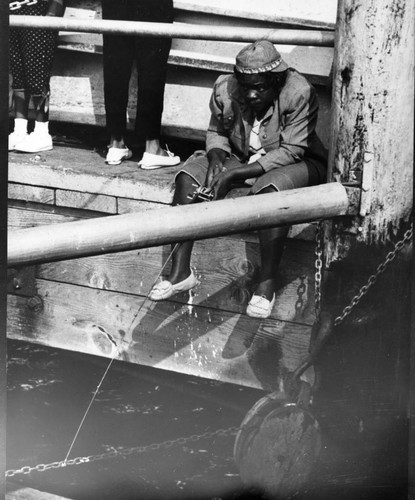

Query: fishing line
[63,242,181,463]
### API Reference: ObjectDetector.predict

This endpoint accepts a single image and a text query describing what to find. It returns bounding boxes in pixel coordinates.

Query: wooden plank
[8,145,324,243]
[8,198,316,324]
[174,0,337,27]
[46,53,332,145]
[8,184,55,205]
[8,145,176,204]
[64,0,337,30]
[8,184,349,266]
[8,205,89,231]
[35,237,316,323]
[56,189,117,213]
[117,198,168,214]
[7,279,314,391]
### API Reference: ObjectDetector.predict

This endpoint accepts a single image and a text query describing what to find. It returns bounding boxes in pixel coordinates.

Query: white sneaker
[9,131,28,151]
[14,131,53,153]
[105,147,132,165]
[138,149,181,170]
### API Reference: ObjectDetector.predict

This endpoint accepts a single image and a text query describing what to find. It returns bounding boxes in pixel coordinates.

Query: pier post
[324,0,413,492]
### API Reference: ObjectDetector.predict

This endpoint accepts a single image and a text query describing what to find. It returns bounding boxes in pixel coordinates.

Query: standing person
[148,40,328,319]
[101,0,180,168]
[9,0,65,153]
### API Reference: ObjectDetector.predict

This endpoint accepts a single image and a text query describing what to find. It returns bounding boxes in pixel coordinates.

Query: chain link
[314,223,412,326]
[314,221,324,318]
[334,227,412,326]
[5,426,240,478]
[294,275,307,319]
[9,0,39,11]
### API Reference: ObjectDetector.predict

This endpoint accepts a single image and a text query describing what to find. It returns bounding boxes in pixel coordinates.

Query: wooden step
[60,3,334,83]
[10,2,334,143]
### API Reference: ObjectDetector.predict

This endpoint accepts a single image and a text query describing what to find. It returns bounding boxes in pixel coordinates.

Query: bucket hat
[234,40,288,74]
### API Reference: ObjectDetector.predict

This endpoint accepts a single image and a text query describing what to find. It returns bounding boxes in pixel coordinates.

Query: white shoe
[148,271,199,301]
[246,293,276,319]
[105,147,132,165]
[138,149,180,170]
[14,131,53,153]
[9,131,28,151]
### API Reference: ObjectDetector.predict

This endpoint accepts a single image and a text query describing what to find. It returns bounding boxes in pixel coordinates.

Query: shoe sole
[15,145,53,153]
[149,275,199,301]
[106,154,132,165]
[140,161,180,170]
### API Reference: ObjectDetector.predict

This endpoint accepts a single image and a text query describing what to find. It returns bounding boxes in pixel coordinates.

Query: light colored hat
[234,40,288,74]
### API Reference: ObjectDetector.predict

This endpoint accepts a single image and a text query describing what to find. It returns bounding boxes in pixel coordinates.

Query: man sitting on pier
[149,40,327,319]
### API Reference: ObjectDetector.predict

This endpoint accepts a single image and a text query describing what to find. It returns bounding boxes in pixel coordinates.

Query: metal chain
[314,221,324,319]
[294,274,307,319]
[9,0,39,11]
[334,226,413,326]
[314,222,412,326]
[5,426,240,478]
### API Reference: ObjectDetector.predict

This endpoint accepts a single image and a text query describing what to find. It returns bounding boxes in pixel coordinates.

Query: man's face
[237,74,277,115]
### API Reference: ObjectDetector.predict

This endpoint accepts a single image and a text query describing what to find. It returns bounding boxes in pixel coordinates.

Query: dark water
[7,334,409,500]
[7,339,263,500]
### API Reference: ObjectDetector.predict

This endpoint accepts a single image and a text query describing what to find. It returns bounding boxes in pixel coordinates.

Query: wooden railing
[8,183,351,266]
[9,16,335,46]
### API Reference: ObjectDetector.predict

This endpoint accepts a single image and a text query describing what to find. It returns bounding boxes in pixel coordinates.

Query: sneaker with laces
[105,147,132,165]
[14,131,53,153]
[9,131,28,151]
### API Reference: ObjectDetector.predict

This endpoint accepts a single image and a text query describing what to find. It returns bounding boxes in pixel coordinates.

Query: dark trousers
[102,0,173,141]
[10,1,58,95]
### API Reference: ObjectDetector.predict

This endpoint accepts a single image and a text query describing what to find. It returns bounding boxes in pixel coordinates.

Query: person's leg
[12,1,57,152]
[9,23,30,148]
[256,209,289,301]
[161,154,244,283]
[167,172,197,284]
[248,161,322,315]
[148,153,208,300]
[134,0,173,154]
[102,0,135,147]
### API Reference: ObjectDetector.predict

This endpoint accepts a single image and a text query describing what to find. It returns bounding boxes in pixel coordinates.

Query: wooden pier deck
[8,138,319,391]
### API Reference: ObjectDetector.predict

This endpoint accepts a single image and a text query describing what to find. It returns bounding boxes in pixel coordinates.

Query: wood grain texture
[7,280,314,391]
[55,189,117,213]
[8,184,55,205]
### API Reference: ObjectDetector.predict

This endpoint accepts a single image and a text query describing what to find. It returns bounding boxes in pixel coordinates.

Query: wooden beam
[322,1,413,487]
[8,183,349,266]
[9,16,335,47]
[327,0,413,254]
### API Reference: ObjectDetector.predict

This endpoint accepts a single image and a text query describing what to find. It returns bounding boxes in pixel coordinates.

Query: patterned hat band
[234,58,283,74]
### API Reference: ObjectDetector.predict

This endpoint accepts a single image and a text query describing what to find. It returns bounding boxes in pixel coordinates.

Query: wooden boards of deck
[7,144,317,240]
[7,203,316,390]
[7,143,318,389]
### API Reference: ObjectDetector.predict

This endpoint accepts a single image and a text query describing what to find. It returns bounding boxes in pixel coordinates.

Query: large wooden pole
[328,0,413,251]
[323,0,413,491]
[9,16,335,47]
[8,183,349,267]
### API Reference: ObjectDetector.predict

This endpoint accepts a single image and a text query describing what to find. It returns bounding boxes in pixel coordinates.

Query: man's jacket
[206,69,328,176]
